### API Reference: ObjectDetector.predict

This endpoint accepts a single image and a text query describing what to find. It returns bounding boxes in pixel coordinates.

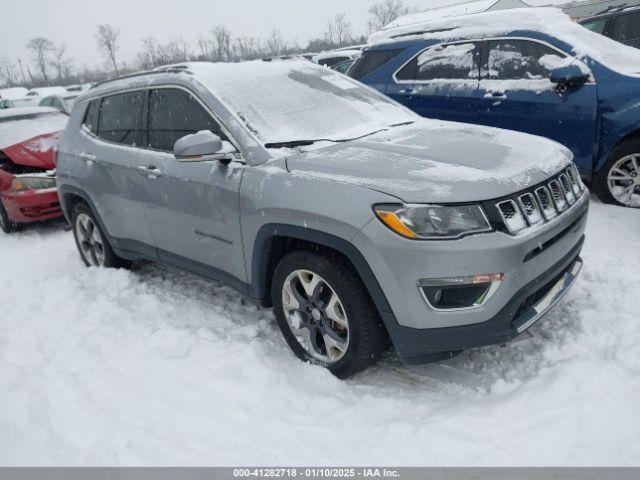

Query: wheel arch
[251,224,395,321]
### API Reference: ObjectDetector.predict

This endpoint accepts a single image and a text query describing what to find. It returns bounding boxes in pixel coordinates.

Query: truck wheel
[71,203,129,268]
[595,139,640,208]
[272,250,388,379]
[0,201,18,234]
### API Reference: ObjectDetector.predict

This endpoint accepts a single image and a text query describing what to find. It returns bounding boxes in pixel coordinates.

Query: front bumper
[353,191,588,363]
[387,241,583,364]
[0,188,63,224]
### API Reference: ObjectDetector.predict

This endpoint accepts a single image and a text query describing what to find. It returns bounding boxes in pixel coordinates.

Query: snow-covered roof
[0,87,29,100]
[369,7,640,76]
[385,0,529,28]
[26,86,69,97]
[312,50,362,62]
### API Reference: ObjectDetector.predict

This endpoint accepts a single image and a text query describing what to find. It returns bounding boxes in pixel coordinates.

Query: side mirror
[550,64,590,86]
[174,130,226,162]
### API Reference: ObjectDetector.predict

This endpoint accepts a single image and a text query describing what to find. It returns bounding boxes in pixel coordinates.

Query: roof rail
[90,67,192,90]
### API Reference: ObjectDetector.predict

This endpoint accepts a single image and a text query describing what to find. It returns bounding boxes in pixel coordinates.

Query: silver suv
[56,61,588,378]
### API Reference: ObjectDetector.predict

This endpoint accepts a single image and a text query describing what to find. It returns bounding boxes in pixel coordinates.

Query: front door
[386,41,481,124]
[477,38,598,172]
[137,88,247,284]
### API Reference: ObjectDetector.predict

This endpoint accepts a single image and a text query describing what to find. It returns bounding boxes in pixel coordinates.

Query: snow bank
[0,200,639,466]
[370,7,640,77]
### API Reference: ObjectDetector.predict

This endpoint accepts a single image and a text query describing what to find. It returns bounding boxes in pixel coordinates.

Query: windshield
[0,111,68,149]
[562,21,640,75]
[193,61,417,146]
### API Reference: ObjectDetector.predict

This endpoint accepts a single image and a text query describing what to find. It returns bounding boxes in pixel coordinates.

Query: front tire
[595,139,640,208]
[272,250,388,379]
[0,200,18,234]
[71,203,128,268]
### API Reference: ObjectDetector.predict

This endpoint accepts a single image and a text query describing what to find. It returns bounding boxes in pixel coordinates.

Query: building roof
[383,0,531,30]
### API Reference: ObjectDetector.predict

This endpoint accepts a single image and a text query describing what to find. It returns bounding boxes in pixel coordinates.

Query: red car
[0,107,68,233]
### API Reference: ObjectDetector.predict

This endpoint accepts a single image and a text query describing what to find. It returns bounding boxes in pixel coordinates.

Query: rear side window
[146,88,226,152]
[581,18,607,34]
[486,40,562,80]
[348,49,403,80]
[97,92,144,146]
[83,99,100,134]
[396,43,479,81]
[610,12,640,43]
[318,56,350,68]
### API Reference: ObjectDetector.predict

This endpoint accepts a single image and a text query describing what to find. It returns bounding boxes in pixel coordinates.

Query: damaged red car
[0,107,68,233]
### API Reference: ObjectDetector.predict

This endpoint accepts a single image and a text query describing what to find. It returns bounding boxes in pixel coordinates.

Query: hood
[1,132,60,170]
[285,120,573,203]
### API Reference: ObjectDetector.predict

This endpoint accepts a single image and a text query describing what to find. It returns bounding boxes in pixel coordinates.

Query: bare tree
[211,25,232,62]
[196,35,211,60]
[0,57,17,87]
[96,24,121,77]
[368,0,412,32]
[265,29,286,57]
[26,37,55,84]
[324,13,352,47]
[52,44,71,82]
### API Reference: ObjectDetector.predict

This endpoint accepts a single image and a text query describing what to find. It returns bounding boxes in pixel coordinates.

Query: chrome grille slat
[518,193,542,225]
[549,179,567,212]
[535,186,557,220]
[559,173,576,205]
[495,167,585,235]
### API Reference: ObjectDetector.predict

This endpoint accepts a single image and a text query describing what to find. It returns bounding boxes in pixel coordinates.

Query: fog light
[418,273,504,311]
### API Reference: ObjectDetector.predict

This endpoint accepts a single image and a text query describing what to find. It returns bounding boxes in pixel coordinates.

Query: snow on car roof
[369,7,640,76]
[188,60,417,145]
[0,107,68,150]
[0,87,29,100]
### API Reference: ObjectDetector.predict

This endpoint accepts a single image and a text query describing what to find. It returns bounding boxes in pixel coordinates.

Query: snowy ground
[0,198,638,466]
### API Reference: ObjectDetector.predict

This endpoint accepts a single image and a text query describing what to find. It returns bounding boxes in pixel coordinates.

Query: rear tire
[595,139,640,208]
[71,203,129,268]
[271,250,388,379]
[0,200,18,234]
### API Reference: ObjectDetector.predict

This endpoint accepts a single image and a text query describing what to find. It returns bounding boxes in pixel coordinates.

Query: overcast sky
[1,0,561,70]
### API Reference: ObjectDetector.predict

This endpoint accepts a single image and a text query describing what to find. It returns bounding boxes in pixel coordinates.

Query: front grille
[491,165,586,236]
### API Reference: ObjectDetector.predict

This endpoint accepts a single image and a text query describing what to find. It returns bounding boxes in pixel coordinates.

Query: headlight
[374,204,492,240]
[11,176,57,192]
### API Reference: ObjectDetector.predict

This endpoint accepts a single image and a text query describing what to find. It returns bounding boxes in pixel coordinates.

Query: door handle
[485,91,507,101]
[138,165,162,178]
[398,88,415,97]
[79,152,96,164]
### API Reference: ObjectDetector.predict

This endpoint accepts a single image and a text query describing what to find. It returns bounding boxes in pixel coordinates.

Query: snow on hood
[189,61,418,145]
[0,109,68,151]
[369,7,640,77]
[286,119,573,203]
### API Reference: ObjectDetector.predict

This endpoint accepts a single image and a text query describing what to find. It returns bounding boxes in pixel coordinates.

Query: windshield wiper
[264,140,318,149]
[265,124,415,150]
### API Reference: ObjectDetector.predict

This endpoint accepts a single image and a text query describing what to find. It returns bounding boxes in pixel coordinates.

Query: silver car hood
[285,120,573,203]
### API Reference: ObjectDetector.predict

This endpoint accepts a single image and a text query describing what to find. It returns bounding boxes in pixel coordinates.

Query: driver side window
[145,88,227,152]
[486,39,565,80]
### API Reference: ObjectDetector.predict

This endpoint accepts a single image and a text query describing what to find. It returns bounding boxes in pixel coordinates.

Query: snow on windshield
[191,61,417,146]
[370,8,640,76]
[0,112,68,150]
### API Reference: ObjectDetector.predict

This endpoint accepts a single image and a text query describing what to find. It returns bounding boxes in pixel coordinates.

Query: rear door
[79,92,156,255]
[386,41,481,124]
[477,38,598,172]
[136,87,246,283]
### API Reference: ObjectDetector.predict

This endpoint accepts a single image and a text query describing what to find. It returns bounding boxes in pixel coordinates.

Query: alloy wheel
[281,269,350,364]
[607,154,640,207]
[76,213,106,266]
